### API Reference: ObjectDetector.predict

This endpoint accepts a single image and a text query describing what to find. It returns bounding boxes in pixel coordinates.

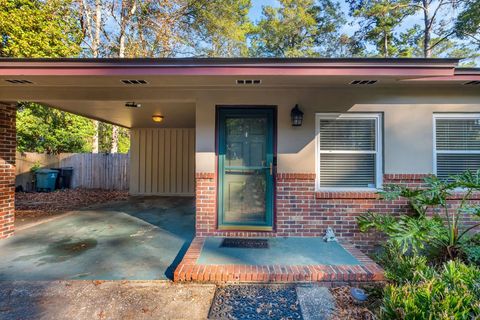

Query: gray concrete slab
[296,285,336,320]
[0,197,194,280]
[198,237,361,265]
[0,280,216,320]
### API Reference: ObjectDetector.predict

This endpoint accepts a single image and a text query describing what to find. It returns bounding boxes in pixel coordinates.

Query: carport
[0,58,201,239]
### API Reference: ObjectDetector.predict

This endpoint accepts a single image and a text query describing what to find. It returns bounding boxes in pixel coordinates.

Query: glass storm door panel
[217,108,275,231]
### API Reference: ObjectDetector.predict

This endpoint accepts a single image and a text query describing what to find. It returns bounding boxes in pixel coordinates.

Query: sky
[248,0,461,37]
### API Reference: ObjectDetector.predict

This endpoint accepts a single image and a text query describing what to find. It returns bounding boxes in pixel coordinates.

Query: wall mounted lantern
[291,104,304,127]
[152,115,164,123]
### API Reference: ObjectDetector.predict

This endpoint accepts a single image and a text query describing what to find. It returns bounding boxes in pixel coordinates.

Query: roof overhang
[0,57,463,77]
[1,58,479,128]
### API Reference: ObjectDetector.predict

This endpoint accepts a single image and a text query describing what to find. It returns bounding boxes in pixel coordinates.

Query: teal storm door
[217,107,275,231]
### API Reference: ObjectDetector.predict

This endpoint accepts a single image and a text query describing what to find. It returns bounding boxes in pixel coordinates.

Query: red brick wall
[0,103,16,239]
[195,172,480,253]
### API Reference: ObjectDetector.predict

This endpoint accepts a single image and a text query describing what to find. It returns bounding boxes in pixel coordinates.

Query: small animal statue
[323,227,337,242]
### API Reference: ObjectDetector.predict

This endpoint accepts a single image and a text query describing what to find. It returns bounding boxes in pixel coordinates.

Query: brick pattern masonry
[0,104,16,239]
[174,237,385,284]
[195,172,480,253]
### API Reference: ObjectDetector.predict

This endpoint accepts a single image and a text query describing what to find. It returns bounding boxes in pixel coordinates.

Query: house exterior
[1,58,480,253]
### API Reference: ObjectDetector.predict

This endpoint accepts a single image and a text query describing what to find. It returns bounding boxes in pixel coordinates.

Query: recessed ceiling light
[152,115,164,123]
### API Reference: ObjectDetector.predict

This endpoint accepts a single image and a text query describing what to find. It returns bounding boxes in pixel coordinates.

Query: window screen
[316,114,381,189]
[435,115,480,180]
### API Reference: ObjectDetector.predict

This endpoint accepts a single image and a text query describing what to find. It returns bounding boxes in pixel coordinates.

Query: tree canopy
[16,103,95,154]
[250,0,348,57]
[0,0,82,57]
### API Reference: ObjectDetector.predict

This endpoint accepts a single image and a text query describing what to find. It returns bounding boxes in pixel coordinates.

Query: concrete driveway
[0,197,195,280]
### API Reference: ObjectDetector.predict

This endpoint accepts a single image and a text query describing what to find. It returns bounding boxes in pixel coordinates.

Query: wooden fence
[16,152,130,191]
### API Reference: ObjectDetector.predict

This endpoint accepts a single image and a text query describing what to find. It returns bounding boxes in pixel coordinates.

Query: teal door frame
[216,106,276,231]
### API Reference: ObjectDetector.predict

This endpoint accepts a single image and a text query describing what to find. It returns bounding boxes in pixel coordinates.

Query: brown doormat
[220,238,269,249]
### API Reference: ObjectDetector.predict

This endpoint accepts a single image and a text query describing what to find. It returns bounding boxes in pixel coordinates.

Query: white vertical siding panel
[145,129,153,194]
[182,129,189,194]
[158,129,165,194]
[130,128,194,196]
[139,129,146,193]
[152,129,159,194]
[129,129,139,194]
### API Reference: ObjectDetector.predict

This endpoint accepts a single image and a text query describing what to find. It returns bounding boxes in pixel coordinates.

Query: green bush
[380,260,480,320]
[461,234,480,266]
[374,242,429,284]
[358,170,480,261]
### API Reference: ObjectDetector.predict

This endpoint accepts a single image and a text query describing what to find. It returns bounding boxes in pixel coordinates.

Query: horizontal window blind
[320,154,376,187]
[436,119,480,151]
[319,119,376,151]
[437,154,480,179]
[435,115,480,180]
[317,114,381,189]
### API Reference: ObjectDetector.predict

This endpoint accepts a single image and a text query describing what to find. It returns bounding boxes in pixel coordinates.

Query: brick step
[174,263,384,283]
[173,237,385,284]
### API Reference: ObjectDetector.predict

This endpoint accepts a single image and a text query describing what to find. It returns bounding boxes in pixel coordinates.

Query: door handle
[270,162,273,176]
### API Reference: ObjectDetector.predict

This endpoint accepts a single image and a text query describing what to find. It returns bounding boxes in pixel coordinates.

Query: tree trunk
[112,1,136,153]
[423,0,431,58]
[92,120,99,153]
[94,0,101,57]
[118,0,137,58]
[384,31,389,57]
[92,0,102,152]
[111,126,119,153]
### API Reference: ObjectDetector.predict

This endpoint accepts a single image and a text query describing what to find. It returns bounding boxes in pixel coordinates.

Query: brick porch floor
[173,237,385,284]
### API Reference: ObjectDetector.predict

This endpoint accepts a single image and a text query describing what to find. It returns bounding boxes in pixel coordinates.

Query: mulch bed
[15,189,129,219]
[331,286,378,320]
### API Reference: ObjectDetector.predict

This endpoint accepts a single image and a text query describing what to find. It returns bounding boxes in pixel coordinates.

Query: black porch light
[291,104,304,127]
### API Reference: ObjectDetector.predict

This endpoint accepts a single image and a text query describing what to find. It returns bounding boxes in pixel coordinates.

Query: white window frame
[433,113,480,176]
[315,113,383,192]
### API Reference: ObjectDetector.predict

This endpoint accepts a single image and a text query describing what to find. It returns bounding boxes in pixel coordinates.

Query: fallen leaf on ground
[15,189,128,219]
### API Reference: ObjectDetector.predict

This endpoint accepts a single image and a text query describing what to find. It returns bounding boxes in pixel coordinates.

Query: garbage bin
[50,167,63,189]
[50,167,74,189]
[35,169,59,192]
[61,167,74,189]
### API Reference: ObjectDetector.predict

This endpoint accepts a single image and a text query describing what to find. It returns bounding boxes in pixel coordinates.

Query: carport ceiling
[40,101,195,128]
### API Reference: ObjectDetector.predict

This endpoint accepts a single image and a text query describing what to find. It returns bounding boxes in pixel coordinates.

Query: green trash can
[35,169,59,192]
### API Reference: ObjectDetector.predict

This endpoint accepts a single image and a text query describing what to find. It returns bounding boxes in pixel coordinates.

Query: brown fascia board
[0,57,461,69]
[0,57,460,78]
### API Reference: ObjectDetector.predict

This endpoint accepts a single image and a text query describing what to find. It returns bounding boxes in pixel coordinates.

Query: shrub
[358,170,480,261]
[374,242,429,284]
[380,261,480,320]
[461,233,480,266]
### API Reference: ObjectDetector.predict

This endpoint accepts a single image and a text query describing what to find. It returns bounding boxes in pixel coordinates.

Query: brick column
[195,173,216,237]
[0,103,16,239]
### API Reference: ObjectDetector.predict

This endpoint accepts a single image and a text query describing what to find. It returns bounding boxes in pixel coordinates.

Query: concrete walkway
[0,281,216,320]
[0,197,195,280]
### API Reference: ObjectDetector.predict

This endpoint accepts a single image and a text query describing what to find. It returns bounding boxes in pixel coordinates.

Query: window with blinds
[316,113,382,190]
[434,114,480,180]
